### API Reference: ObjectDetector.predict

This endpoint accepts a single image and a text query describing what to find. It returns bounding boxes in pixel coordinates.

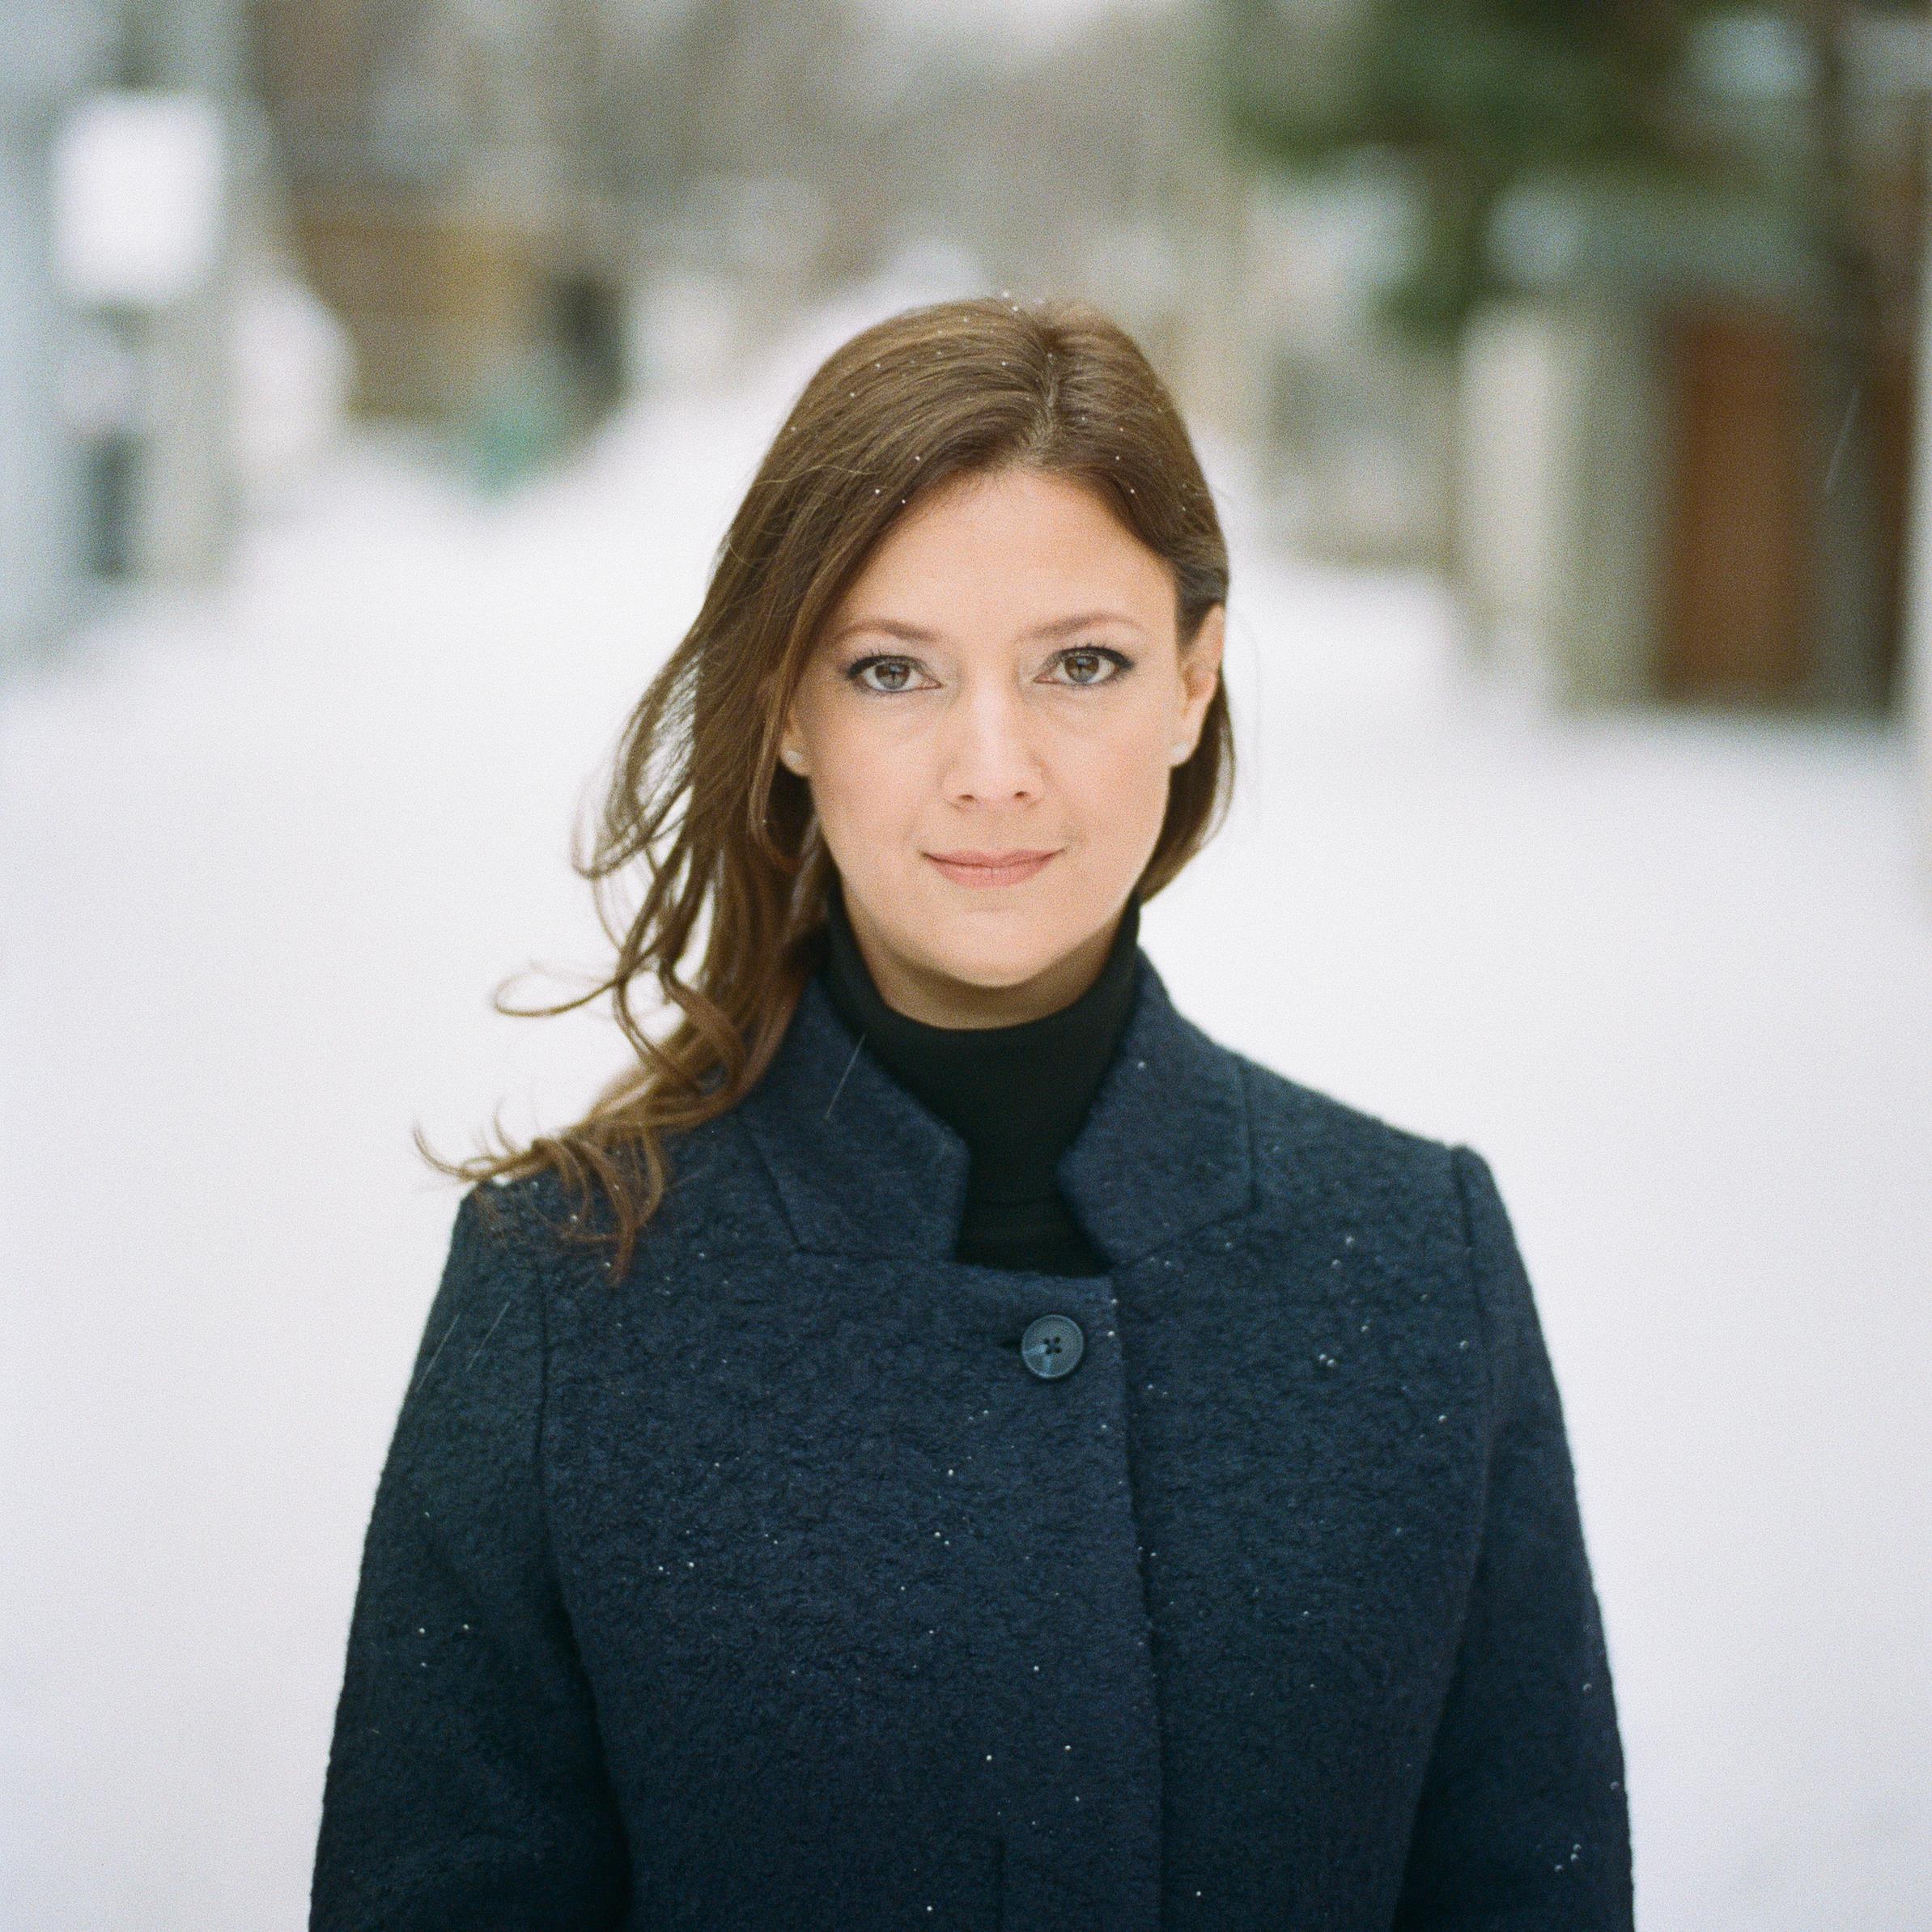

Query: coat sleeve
[1392,1145,1634,1930]
[310,1184,629,1930]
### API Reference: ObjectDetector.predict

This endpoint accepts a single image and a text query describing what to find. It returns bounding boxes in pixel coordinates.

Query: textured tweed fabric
[312,947,1633,1930]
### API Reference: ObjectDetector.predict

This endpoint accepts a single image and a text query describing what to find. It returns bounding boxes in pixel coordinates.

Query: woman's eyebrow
[1032,609,1147,639]
[826,617,941,647]
[827,609,1148,647]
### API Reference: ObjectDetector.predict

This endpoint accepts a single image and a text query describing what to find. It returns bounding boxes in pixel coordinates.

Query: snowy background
[4,266,1930,1929]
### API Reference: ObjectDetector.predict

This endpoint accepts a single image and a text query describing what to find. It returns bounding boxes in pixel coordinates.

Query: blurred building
[1234,154,1458,573]
[0,0,105,668]
[1221,1,1929,718]
[1,0,348,676]
[247,0,639,467]
[245,0,1250,466]
[60,0,252,588]
[1460,11,1926,713]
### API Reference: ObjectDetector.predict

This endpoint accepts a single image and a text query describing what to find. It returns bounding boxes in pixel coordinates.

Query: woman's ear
[778,707,810,777]
[1170,604,1225,765]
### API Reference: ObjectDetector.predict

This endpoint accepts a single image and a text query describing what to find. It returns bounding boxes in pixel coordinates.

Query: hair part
[423,292,1235,1281]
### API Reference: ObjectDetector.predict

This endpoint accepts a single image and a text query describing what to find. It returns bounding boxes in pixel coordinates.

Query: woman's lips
[924,849,1059,888]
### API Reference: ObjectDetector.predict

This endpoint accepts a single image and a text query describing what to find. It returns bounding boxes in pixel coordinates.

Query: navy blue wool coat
[312,949,1633,1930]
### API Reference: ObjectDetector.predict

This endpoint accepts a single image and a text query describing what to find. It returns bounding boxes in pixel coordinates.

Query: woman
[311,295,1632,1930]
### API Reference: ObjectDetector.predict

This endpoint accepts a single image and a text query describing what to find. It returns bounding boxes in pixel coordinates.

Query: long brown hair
[424,293,1234,1280]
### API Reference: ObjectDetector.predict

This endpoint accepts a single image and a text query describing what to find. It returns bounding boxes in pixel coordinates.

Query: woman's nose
[941,682,1043,802]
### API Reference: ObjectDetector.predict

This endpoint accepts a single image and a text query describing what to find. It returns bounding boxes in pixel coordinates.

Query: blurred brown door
[1658,299,1913,708]
[1658,302,1813,704]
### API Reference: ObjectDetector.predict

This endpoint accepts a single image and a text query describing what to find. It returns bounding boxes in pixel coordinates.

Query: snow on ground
[3,269,1929,1930]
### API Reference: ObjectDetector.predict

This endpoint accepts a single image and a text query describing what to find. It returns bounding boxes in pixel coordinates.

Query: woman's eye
[1051,647,1129,686]
[849,656,921,694]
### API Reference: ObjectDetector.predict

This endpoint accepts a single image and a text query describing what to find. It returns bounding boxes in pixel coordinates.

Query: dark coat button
[1020,1314,1085,1379]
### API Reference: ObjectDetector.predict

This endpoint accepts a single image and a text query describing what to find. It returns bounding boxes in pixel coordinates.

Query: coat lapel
[737,948,1254,1268]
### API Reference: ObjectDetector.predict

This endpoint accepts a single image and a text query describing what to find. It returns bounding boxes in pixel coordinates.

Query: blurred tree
[1212,0,1926,712]
[1216,0,1696,342]
[1795,0,1898,710]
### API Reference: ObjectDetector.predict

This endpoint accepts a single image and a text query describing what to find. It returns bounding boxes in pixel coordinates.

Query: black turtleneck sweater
[815,876,1141,1276]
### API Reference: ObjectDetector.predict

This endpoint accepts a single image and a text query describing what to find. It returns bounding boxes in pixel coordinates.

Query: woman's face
[779,465,1224,1028]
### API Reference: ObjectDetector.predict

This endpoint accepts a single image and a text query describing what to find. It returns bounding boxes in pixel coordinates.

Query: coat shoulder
[459,1106,784,1286]
[1219,1039,1465,1234]
[454,1166,597,1272]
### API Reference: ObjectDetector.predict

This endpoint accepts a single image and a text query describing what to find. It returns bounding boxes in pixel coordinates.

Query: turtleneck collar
[816,873,1143,1208]
[740,917,1253,1270]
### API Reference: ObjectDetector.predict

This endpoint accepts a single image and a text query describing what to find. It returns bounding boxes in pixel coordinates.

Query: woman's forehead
[829,474,1170,624]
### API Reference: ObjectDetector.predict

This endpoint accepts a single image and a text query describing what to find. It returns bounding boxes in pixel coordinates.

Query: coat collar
[737,945,1254,1268]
